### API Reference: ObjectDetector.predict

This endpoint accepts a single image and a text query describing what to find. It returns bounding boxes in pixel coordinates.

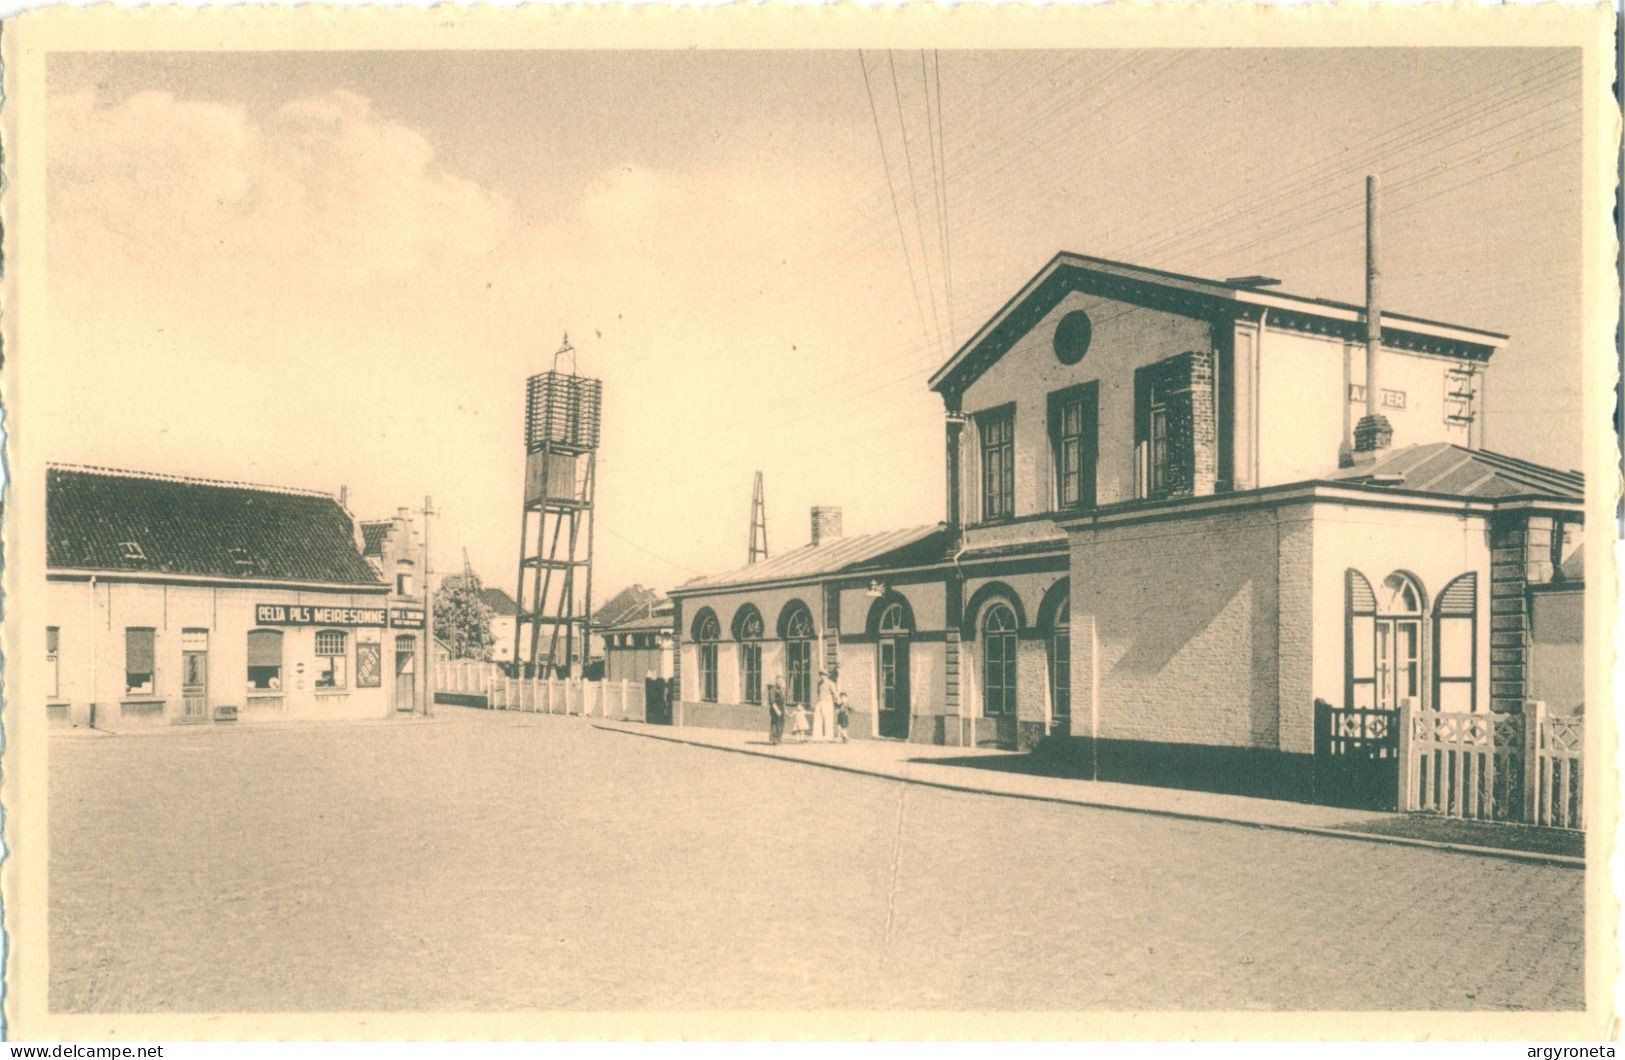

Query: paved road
[50,710,1584,1012]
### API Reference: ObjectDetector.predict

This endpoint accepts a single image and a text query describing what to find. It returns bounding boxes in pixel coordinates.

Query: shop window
[735,606,764,705]
[46,626,60,699]
[125,627,155,696]
[247,629,284,691]
[1433,573,1477,712]
[315,629,349,690]
[783,605,816,706]
[1049,601,1070,735]
[1049,384,1098,510]
[696,612,720,703]
[978,406,1015,520]
[982,604,1018,717]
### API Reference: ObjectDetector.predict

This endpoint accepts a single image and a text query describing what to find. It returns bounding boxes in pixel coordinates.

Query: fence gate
[1400,703,1583,829]
[645,678,672,725]
[1313,701,1399,811]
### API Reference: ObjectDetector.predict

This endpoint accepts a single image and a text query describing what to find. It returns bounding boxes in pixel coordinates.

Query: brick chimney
[810,506,843,547]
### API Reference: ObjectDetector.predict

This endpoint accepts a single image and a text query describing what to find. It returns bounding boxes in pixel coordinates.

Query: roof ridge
[49,462,337,500]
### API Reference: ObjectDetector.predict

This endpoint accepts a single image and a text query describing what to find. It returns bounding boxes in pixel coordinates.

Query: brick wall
[1274,511,1314,754]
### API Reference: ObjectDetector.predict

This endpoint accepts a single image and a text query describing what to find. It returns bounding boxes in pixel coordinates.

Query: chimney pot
[811,506,843,547]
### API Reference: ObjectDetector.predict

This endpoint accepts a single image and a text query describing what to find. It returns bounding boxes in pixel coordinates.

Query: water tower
[512,335,602,676]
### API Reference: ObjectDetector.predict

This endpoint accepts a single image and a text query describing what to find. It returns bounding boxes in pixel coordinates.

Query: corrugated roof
[674,524,948,594]
[593,584,664,627]
[1322,443,1583,502]
[600,609,674,634]
[47,465,384,586]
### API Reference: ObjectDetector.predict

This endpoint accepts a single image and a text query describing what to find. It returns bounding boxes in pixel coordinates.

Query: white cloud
[48,86,511,289]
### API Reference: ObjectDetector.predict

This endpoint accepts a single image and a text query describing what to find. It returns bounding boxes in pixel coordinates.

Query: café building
[45,464,426,730]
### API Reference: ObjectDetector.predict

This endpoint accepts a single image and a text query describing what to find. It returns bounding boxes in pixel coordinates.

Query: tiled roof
[47,465,384,586]
[674,525,949,594]
[593,584,663,626]
[1322,444,1583,502]
[479,587,520,616]
[360,521,392,557]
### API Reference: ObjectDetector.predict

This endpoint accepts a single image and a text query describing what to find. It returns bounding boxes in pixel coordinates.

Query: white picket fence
[432,659,643,722]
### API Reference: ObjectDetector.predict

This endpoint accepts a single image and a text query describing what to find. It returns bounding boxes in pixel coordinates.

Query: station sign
[254,603,388,627]
[390,608,426,630]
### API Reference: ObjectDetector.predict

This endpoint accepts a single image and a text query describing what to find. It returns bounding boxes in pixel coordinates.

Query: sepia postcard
[2,2,1619,1043]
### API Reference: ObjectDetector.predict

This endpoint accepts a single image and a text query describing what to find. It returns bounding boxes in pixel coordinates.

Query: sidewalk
[593,720,1585,867]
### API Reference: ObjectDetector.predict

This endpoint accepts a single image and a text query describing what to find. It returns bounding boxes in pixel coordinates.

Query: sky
[42,48,1585,601]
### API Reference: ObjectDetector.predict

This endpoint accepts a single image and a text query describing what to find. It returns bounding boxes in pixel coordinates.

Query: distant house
[595,586,675,682]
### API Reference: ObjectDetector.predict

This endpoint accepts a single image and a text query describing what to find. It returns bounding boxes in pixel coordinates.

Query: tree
[434,578,495,661]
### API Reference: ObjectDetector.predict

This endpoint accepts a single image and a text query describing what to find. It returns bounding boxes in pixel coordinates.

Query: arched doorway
[876,601,911,739]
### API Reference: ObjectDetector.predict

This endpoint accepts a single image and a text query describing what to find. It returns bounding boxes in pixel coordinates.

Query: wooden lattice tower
[513,335,602,677]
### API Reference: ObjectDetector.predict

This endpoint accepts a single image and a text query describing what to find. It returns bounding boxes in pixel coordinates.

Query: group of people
[766,669,850,745]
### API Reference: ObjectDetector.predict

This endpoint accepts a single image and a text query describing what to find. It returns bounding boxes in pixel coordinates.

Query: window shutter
[247,629,283,667]
[1347,569,1377,614]
[1345,570,1376,710]
[126,628,155,672]
[1437,572,1476,614]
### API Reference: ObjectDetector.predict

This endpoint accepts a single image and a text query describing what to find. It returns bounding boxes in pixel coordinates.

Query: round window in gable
[1053,310,1093,365]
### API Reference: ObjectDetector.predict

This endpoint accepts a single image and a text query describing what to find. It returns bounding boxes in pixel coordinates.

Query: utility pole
[422,494,435,717]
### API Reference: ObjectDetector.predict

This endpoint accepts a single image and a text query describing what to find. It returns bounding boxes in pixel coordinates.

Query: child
[836,692,851,743]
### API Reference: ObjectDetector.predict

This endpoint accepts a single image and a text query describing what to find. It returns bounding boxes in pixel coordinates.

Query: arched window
[878,602,908,635]
[1377,573,1424,710]
[735,606,764,705]
[315,629,348,690]
[782,603,816,706]
[247,629,284,691]
[1050,600,1071,735]
[982,604,1018,717]
[696,611,721,703]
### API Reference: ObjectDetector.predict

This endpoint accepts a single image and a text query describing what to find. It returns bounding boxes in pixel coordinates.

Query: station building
[667,253,1584,794]
[45,465,430,730]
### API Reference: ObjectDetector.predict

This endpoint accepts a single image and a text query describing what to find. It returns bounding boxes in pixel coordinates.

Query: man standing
[767,678,786,745]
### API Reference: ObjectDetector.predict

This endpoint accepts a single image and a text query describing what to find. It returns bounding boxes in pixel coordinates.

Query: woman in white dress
[813,669,838,741]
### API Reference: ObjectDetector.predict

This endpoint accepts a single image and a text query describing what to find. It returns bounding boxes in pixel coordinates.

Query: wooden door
[394,635,417,711]
[878,636,910,739]
[181,629,209,720]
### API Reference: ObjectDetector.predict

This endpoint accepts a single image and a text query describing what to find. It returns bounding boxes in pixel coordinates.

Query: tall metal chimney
[1353,175,1393,457]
